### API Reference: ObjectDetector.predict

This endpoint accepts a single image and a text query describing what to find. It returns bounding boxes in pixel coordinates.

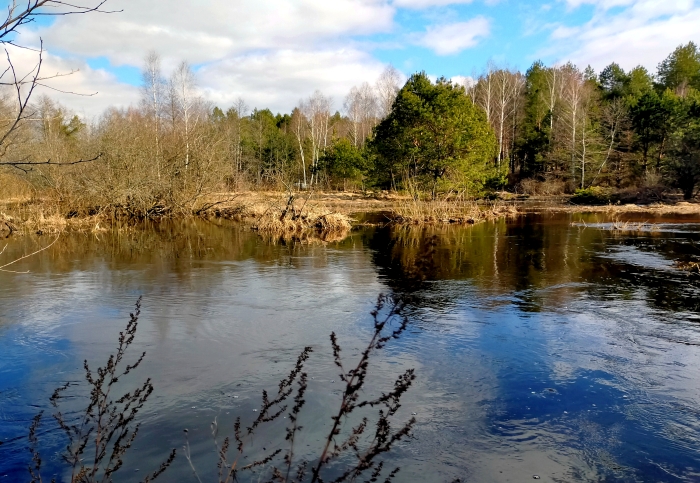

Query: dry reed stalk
[212,195,352,236]
[608,219,659,233]
[675,260,700,274]
[389,198,517,225]
[1,203,109,235]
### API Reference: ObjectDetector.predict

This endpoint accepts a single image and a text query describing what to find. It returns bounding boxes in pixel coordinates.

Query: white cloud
[3,45,138,119]
[561,0,635,9]
[30,0,396,67]
[545,0,700,71]
[393,0,474,8]
[450,74,475,87]
[6,0,401,116]
[197,48,388,113]
[417,17,490,55]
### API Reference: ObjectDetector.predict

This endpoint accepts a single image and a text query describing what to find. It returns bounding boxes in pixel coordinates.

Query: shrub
[27,295,416,483]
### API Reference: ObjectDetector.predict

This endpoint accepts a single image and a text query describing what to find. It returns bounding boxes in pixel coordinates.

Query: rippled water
[1,214,699,482]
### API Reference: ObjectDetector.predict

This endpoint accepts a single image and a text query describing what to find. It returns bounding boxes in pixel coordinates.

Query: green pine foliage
[370,72,497,198]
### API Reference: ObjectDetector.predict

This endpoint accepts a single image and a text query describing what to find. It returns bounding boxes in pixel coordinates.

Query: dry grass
[516,178,567,196]
[609,220,660,233]
[388,198,518,225]
[676,260,700,274]
[209,193,352,240]
[539,201,700,216]
[0,203,109,235]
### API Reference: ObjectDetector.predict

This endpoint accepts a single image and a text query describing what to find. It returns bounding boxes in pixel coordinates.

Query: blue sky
[5,0,700,116]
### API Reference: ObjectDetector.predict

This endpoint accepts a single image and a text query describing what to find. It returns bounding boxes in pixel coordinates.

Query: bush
[516,178,566,196]
[570,187,617,205]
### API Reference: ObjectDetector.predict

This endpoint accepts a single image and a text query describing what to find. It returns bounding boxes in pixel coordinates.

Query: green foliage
[370,72,497,197]
[600,63,628,100]
[516,61,553,176]
[570,187,616,205]
[664,93,700,199]
[657,42,700,92]
[626,66,654,99]
[320,138,370,187]
[630,90,680,171]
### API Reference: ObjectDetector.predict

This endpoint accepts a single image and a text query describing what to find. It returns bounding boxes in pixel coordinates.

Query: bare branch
[0,233,60,272]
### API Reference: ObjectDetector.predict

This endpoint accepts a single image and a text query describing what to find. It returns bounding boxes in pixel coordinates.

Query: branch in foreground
[29,298,177,483]
[0,153,103,171]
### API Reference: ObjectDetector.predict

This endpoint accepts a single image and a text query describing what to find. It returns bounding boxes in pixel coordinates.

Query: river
[1,213,699,482]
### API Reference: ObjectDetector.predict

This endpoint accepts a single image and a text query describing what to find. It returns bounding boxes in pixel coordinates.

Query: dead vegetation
[388,198,518,225]
[209,193,352,241]
[536,201,700,216]
[675,260,700,274]
[609,220,660,233]
[27,295,417,483]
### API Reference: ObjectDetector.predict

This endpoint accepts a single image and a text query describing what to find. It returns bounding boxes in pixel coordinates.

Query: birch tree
[303,91,332,187]
[228,97,248,177]
[291,106,308,187]
[141,51,165,179]
[560,64,584,181]
[376,65,402,119]
[474,62,496,125]
[344,83,378,148]
[170,62,200,171]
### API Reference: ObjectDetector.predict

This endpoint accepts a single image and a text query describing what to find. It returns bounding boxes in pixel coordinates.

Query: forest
[2,42,700,219]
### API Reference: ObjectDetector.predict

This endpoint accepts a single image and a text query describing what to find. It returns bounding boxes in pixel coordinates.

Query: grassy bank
[387,198,518,225]
[4,190,700,238]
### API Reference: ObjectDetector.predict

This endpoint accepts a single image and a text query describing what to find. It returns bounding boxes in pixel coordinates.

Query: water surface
[1,214,699,482]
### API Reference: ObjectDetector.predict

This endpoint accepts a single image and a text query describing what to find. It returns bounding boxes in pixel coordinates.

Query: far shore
[2,191,700,236]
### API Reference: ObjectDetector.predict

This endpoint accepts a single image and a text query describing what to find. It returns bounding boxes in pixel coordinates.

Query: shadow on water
[1,214,699,481]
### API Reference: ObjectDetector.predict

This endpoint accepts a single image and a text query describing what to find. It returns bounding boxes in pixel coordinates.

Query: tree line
[2,42,700,216]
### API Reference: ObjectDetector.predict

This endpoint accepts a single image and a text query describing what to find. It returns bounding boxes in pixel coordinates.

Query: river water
[1,213,699,482]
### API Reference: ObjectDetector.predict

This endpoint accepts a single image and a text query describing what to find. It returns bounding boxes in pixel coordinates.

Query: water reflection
[1,214,699,482]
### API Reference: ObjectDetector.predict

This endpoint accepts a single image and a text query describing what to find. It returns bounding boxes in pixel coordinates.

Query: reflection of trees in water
[2,219,362,274]
[5,215,698,315]
[367,215,700,315]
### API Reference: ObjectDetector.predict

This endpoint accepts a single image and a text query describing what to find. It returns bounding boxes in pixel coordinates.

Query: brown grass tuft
[388,199,517,225]
[213,195,351,232]
[676,260,700,274]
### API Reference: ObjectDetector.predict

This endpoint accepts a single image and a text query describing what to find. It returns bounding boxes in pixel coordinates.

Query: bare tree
[169,62,199,171]
[0,0,116,170]
[344,82,377,148]
[561,64,584,182]
[375,65,402,119]
[230,97,247,176]
[509,73,526,174]
[544,65,563,146]
[590,97,627,187]
[492,68,518,168]
[141,51,165,179]
[291,106,308,188]
[303,90,331,187]
[474,62,496,125]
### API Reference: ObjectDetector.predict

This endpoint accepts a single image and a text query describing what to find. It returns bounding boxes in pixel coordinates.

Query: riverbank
[2,191,699,237]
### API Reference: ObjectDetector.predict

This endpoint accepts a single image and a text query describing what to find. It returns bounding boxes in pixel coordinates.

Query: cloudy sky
[7,0,700,118]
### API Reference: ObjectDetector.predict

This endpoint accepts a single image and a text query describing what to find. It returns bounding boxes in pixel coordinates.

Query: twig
[0,232,60,272]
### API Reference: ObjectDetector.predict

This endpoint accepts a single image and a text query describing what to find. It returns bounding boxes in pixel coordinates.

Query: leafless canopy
[0,0,118,170]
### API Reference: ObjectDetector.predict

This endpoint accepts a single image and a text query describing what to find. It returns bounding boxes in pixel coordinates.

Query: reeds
[675,260,700,274]
[609,220,659,233]
[212,194,352,239]
[389,198,517,225]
